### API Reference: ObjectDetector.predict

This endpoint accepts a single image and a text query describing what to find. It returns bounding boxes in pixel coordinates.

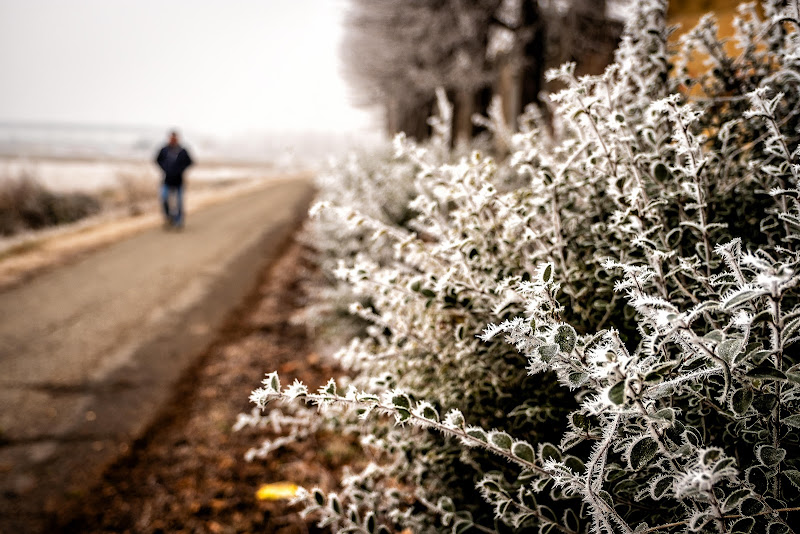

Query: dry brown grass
[104,172,159,216]
[0,174,101,236]
[0,173,312,291]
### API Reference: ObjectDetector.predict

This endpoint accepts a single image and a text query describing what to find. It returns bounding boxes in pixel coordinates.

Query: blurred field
[0,156,280,233]
[0,157,304,290]
[0,155,277,190]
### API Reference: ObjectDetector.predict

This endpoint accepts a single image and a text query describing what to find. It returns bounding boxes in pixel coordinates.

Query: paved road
[0,177,313,531]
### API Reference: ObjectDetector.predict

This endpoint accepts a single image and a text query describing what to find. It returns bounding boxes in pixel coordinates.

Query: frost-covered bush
[297,145,420,335]
[309,146,419,269]
[244,1,800,532]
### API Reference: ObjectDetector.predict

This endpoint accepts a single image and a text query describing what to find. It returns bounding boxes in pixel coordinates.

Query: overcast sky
[0,0,378,138]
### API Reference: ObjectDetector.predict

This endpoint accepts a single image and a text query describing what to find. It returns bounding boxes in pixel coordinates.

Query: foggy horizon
[0,1,379,139]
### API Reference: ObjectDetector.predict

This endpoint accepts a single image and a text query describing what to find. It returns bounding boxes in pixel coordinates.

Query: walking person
[155,130,193,229]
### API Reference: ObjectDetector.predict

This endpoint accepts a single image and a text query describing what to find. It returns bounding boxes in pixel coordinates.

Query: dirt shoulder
[0,177,316,533]
[58,241,350,534]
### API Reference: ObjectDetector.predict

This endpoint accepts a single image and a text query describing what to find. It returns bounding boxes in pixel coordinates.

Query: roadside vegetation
[0,165,257,241]
[0,174,101,236]
[243,0,800,532]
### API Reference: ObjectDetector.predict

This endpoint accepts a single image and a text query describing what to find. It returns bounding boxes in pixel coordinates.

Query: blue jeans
[160,184,183,226]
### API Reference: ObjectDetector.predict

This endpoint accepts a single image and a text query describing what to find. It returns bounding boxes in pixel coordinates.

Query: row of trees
[341,0,625,143]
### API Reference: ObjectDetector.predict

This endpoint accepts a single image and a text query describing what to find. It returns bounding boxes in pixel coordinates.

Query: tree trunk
[454,89,475,147]
[496,56,521,129]
[398,97,434,141]
[385,98,399,137]
[519,0,546,111]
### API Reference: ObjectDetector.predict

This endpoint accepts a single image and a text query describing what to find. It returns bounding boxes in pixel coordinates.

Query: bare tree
[342,0,623,142]
[342,0,503,142]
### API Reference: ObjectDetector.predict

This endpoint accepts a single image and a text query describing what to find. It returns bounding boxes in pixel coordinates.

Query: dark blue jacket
[156,145,193,186]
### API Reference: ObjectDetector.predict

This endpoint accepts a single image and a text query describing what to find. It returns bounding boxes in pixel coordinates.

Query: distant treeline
[341,0,625,142]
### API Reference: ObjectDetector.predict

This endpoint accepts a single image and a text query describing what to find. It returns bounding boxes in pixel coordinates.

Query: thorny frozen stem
[585,414,634,534]
[769,293,785,499]
[261,389,552,477]
[642,507,800,533]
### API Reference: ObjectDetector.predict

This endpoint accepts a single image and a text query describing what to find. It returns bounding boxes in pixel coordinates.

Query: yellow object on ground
[256,482,300,501]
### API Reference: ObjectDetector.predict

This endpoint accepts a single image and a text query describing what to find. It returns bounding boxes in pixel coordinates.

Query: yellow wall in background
[668,0,741,78]
[669,0,740,17]
[669,0,739,38]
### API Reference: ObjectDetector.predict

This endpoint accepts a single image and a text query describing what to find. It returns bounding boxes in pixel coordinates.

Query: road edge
[0,180,316,533]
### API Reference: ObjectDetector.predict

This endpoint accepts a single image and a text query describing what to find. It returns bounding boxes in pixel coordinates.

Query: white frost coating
[240,1,800,532]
